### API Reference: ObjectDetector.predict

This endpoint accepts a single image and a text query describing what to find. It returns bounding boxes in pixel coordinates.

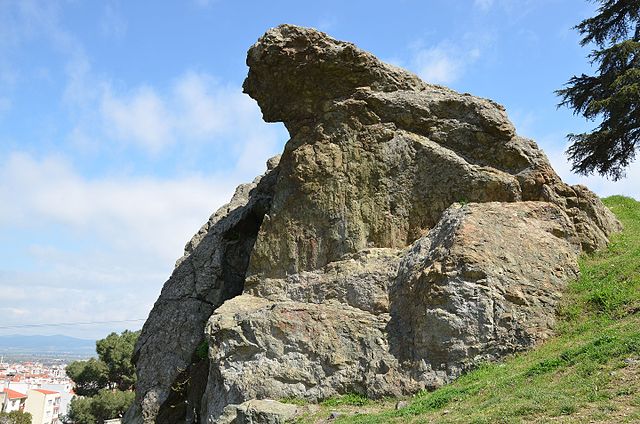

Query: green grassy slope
[296,196,640,424]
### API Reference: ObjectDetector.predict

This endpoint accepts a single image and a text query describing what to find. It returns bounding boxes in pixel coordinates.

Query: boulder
[217,400,299,424]
[202,202,581,419]
[126,25,621,423]
[389,201,581,376]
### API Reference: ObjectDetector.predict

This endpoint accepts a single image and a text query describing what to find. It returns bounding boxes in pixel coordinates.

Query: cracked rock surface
[126,165,278,423]
[125,25,620,423]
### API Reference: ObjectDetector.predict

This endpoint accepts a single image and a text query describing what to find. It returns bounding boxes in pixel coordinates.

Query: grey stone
[202,294,416,419]
[328,411,342,420]
[245,248,401,315]
[395,401,409,410]
[216,400,299,424]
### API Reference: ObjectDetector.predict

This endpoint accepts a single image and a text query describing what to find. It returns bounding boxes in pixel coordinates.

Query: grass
[320,394,370,407]
[295,196,640,423]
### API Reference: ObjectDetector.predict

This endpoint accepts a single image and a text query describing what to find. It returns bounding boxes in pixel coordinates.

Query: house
[0,388,27,413]
[39,383,74,419]
[24,389,61,424]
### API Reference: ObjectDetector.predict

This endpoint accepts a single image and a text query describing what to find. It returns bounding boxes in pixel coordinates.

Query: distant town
[1,357,77,424]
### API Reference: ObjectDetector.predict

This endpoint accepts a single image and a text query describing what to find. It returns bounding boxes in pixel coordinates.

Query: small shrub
[195,340,209,361]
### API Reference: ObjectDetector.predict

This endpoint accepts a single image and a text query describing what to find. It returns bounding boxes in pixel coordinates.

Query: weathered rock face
[126,25,621,424]
[389,202,581,376]
[127,163,278,424]
[201,202,581,419]
[243,25,619,280]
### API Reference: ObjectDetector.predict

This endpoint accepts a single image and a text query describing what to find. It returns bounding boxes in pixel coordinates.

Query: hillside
[295,196,640,423]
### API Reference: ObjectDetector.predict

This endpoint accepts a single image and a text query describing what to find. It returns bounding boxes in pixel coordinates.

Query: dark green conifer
[557,0,640,180]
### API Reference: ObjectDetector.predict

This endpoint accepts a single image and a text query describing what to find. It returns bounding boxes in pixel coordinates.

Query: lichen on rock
[125,24,621,424]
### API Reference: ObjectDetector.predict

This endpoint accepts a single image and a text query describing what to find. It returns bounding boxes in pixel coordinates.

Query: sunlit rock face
[125,24,621,424]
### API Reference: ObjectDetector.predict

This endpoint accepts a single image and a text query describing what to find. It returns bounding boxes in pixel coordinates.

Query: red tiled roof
[2,389,27,399]
[33,389,59,395]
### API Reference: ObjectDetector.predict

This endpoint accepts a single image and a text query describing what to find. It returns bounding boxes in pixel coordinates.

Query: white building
[0,388,27,413]
[24,389,61,424]
[40,383,74,419]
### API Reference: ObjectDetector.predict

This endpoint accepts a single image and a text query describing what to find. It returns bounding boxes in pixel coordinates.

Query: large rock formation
[125,25,621,423]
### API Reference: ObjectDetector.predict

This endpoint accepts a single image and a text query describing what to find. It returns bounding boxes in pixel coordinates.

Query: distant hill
[0,334,95,361]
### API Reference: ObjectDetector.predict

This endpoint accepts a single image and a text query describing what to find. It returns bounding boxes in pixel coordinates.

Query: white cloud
[98,72,286,171]
[0,0,285,338]
[102,85,173,152]
[411,41,483,85]
[0,0,95,110]
[474,0,495,10]
[62,54,95,108]
[0,277,151,339]
[0,152,248,337]
[173,72,240,139]
[0,1,286,171]
[174,73,223,136]
[316,16,338,32]
[13,0,87,64]
[413,45,462,85]
[0,152,239,262]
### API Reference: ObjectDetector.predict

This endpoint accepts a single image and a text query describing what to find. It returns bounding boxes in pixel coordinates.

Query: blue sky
[1,0,638,340]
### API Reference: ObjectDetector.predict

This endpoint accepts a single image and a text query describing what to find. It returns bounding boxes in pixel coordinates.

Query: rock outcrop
[125,25,621,423]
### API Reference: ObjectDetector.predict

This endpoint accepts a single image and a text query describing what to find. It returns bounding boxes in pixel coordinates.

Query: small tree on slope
[65,330,139,424]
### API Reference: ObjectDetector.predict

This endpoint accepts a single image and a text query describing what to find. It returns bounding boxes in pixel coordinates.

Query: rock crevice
[127,165,278,423]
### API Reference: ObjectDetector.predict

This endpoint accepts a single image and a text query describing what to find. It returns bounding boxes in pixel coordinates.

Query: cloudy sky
[1,0,638,340]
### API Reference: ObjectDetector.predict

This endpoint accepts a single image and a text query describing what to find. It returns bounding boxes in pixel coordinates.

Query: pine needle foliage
[557,0,640,180]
